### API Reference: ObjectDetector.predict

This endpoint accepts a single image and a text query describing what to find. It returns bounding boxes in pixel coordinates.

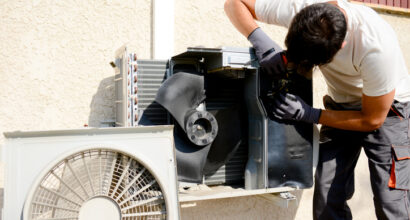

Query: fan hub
[79,196,121,220]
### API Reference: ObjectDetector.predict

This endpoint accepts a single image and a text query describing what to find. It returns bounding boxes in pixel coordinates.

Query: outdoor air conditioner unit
[3,126,180,220]
[114,46,318,191]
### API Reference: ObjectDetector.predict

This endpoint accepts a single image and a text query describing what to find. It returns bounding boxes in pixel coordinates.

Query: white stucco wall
[0,0,409,219]
[0,0,152,134]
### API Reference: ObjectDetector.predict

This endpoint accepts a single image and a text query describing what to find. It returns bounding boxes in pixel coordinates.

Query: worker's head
[285,3,347,73]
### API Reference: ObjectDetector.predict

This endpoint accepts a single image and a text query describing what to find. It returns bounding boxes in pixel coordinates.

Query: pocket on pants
[389,145,410,190]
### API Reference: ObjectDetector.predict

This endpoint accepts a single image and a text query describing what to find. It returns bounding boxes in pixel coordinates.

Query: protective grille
[28,149,166,220]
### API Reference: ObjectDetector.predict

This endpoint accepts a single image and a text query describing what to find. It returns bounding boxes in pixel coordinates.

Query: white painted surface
[153,0,175,59]
[3,127,179,220]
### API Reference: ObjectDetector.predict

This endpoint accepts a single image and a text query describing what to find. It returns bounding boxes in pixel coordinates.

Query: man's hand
[248,28,287,76]
[273,93,322,124]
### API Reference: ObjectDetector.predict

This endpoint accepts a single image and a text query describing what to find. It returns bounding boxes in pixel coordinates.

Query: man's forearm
[319,109,385,132]
[319,91,394,132]
[224,0,258,37]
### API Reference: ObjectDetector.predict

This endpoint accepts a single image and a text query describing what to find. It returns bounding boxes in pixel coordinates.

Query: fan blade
[173,124,212,183]
[155,72,206,130]
[155,71,219,182]
[156,71,218,146]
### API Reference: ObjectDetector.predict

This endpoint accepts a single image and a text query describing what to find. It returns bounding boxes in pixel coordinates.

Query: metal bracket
[258,191,297,208]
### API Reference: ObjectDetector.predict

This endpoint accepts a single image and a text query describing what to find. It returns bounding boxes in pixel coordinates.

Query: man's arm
[273,90,395,132]
[225,0,287,76]
[319,90,395,131]
[224,0,258,37]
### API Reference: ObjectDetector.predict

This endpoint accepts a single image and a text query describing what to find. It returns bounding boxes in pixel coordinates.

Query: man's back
[255,0,410,103]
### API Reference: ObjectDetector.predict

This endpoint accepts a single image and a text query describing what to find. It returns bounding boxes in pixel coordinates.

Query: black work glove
[273,93,321,124]
[248,27,287,76]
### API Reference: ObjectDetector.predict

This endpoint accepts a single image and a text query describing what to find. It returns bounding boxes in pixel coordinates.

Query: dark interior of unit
[158,56,250,185]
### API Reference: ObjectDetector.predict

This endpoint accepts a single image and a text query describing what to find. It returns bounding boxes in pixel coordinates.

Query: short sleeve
[360,41,400,97]
[255,0,328,28]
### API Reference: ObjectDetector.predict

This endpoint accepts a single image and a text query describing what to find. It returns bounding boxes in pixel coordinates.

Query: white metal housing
[3,126,179,220]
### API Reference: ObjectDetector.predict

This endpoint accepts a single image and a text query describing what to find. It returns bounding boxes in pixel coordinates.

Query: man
[224,0,410,219]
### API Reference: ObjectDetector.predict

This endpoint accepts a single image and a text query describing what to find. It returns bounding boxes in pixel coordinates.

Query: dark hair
[285,3,347,73]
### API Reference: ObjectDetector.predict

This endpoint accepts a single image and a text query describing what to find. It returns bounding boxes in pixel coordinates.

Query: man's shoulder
[351,10,396,48]
[255,0,329,27]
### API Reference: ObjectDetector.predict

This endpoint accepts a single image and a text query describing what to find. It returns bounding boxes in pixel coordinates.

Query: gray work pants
[313,96,410,220]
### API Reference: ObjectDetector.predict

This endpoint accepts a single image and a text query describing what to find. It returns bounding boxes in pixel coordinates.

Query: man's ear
[341,41,347,49]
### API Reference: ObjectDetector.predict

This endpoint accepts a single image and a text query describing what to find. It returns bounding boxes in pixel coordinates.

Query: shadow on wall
[88,76,116,127]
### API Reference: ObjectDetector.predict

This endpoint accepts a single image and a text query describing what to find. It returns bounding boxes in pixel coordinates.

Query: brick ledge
[351,1,410,17]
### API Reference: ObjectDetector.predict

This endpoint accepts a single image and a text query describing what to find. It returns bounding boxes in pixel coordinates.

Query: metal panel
[114,46,130,127]
[243,69,268,189]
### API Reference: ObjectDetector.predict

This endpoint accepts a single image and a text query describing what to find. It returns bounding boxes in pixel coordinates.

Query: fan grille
[28,149,167,220]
